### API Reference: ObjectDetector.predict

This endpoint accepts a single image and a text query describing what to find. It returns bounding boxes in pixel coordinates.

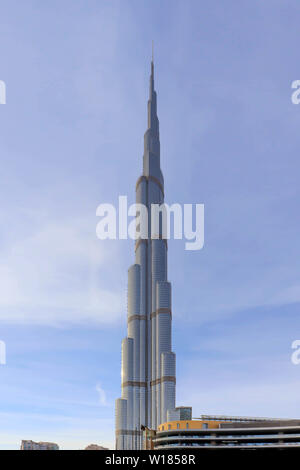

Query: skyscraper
[115,60,188,450]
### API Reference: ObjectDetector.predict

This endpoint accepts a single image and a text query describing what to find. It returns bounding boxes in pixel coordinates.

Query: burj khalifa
[115,60,180,450]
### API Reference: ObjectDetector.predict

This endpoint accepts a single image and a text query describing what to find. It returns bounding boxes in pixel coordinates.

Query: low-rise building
[84,444,108,450]
[20,440,59,450]
[151,415,300,450]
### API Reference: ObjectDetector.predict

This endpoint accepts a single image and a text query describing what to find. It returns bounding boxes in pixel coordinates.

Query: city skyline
[0,0,300,450]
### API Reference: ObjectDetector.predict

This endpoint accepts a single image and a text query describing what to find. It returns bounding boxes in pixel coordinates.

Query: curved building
[154,417,300,450]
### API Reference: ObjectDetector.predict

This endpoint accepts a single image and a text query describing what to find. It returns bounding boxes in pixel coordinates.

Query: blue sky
[0,0,300,449]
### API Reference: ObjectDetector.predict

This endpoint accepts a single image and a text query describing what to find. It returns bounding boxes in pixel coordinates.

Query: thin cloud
[96,383,109,407]
[0,216,124,326]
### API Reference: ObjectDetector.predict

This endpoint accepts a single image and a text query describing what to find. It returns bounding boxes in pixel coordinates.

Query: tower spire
[149,55,154,99]
[148,48,158,135]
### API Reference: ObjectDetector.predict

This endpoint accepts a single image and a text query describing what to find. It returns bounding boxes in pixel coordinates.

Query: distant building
[167,407,192,422]
[84,444,108,450]
[20,440,59,450]
[151,415,300,449]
